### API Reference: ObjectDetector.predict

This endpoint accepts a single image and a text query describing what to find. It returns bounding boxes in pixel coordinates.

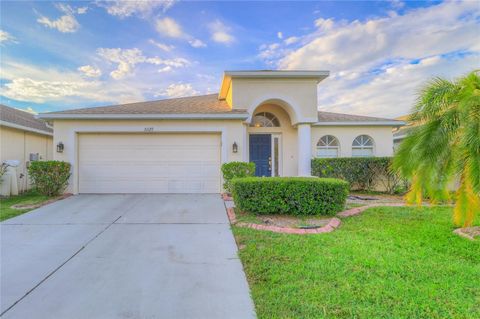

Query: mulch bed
[453,227,480,240]
[223,192,410,235]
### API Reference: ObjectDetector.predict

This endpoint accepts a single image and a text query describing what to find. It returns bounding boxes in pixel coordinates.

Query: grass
[234,206,480,319]
[0,191,52,221]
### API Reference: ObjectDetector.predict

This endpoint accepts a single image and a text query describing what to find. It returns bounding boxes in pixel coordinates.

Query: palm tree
[394,71,480,227]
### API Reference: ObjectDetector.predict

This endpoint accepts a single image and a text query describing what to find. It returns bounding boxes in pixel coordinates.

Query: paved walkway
[1,194,255,319]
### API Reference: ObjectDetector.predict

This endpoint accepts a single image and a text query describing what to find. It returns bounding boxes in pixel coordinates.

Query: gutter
[313,121,405,127]
[0,120,53,136]
[36,113,250,120]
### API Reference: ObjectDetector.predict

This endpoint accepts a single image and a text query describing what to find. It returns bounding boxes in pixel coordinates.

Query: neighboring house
[393,114,418,150]
[38,70,404,194]
[0,104,53,192]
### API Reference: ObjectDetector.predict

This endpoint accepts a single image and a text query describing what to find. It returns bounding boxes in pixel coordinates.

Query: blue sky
[1,0,479,117]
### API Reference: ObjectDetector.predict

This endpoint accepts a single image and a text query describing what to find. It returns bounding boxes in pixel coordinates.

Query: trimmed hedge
[311,157,405,193]
[221,161,256,193]
[28,161,71,196]
[231,177,349,216]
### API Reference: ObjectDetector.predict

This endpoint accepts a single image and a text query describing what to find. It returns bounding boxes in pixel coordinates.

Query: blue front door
[249,134,271,177]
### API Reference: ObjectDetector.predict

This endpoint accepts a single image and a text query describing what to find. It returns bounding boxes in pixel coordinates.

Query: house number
[144,127,154,132]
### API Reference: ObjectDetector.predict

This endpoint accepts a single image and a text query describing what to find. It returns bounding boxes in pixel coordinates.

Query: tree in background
[394,71,480,226]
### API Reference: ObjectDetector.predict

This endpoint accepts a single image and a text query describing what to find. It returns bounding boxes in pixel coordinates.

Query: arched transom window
[250,112,280,127]
[352,135,374,157]
[316,135,339,158]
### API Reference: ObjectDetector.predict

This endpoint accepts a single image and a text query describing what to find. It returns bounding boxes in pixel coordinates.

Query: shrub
[28,161,71,196]
[311,157,404,194]
[231,177,349,216]
[221,161,256,193]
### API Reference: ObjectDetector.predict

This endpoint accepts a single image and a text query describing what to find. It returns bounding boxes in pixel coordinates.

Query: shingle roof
[393,126,415,138]
[44,94,247,115]
[0,104,53,134]
[317,111,400,123]
[38,93,401,126]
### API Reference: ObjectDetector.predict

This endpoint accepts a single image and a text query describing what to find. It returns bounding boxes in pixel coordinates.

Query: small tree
[393,71,480,226]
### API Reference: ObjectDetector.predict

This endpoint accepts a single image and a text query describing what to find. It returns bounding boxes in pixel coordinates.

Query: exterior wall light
[232,142,238,153]
[56,142,64,153]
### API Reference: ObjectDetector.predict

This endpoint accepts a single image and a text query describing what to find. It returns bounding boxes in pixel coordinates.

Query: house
[38,70,403,194]
[0,104,53,192]
[392,114,417,150]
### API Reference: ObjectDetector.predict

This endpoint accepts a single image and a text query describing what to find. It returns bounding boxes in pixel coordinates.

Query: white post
[297,123,312,176]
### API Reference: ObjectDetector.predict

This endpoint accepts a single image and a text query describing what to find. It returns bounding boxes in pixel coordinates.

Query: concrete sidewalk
[1,194,256,319]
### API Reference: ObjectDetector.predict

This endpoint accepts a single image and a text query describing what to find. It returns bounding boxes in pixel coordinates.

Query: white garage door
[78,133,221,193]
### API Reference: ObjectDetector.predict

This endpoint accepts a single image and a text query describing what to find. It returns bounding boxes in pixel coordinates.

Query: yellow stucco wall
[52,119,246,193]
[51,118,396,193]
[229,78,319,123]
[311,126,395,157]
[0,126,53,192]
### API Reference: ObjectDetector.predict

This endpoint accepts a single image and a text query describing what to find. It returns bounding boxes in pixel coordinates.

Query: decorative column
[297,123,312,176]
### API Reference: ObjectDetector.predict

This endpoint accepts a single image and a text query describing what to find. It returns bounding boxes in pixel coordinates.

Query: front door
[249,134,271,177]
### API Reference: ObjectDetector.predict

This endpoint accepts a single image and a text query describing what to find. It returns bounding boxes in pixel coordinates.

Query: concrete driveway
[1,194,256,319]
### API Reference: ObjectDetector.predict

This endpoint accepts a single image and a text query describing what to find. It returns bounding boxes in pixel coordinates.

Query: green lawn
[0,192,52,222]
[234,206,480,319]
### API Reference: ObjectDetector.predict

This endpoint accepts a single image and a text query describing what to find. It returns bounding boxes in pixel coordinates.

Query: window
[352,135,374,157]
[316,135,339,158]
[250,112,280,127]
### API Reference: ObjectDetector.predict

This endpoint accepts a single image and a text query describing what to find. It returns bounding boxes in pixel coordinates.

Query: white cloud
[0,60,143,105]
[77,7,88,14]
[277,31,283,39]
[97,0,175,18]
[390,0,405,10]
[78,65,102,78]
[97,47,190,79]
[37,15,79,33]
[158,66,172,73]
[158,83,199,98]
[284,36,299,45]
[0,30,17,45]
[189,38,207,48]
[155,17,184,38]
[259,1,480,117]
[149,39,174,52]
[155,17,207,48]
[321,54,478,118]
[314,18,334,31]
[209,20,235,44]
[37,4,83,33]
[97,48,145,79]
[2,78,97,103]
[258,43,283,61]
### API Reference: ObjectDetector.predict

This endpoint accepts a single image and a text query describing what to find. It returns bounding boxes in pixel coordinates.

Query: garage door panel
[78,133,221,193]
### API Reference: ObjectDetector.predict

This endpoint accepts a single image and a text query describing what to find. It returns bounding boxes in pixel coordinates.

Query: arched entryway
[247,102,297,177]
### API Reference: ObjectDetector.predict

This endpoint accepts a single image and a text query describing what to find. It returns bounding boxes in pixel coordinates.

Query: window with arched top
[250,112,280,127]
[316,135,339,158]
[352,135,374,157]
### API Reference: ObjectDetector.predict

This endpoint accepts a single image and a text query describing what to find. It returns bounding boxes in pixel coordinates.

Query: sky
[0,0,479,118]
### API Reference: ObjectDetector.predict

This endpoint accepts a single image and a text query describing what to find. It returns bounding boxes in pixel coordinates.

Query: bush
[28,161,71,196]
[231,177,349,216]
[311,157,404,194]
[221,161,256,193]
